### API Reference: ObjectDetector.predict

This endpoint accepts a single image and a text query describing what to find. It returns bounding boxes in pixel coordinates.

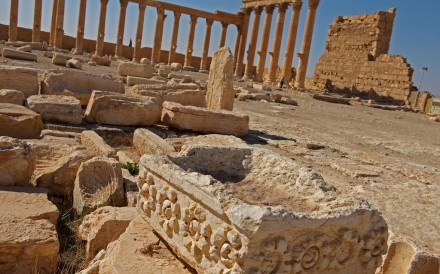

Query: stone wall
[313,8,414,102]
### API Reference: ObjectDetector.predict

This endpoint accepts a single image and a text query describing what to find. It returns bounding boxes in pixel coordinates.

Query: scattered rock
[118,62,154,78]
[17,45,32,52]
[26,95,83,125]
[67,58,82,69]
[0,66,39,98]
[133,128,176,156]
[0,137,35,186]
[0,103,43,139]
[158,65,171,78]
[0,89,25,105]
[126,76,165,86]
[81,130,117,158]
[52,52,68,66]
[91,55,111,66]
[2,47,38,61]
[140,58,151,64]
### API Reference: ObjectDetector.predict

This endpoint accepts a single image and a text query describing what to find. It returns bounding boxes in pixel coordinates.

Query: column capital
[278,3,289,12]
[173,11,181,19]
[293,0,303,11]
[254,7,264,15]
[221,22,229,28]
[308,0,320,9]
[157,7,165,15]
[206,18,214,26]
[119,0,128,7]
[242,7,253,15]
[100,0,109,5]
[190,15,198,23]
[265,5,276,14]
[139,3,147,10]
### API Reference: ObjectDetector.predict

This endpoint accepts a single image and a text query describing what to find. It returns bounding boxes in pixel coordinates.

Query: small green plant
[122,162,139,176]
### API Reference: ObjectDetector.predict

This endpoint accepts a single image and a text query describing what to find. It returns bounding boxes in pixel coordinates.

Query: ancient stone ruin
[312,9,414,102]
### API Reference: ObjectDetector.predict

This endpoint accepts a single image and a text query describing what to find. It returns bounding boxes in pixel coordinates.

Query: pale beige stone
[67,58,82,69]
[0,66,39,98]
[0,137,35,186]
[17,45,32,52]
[118,62,154,78]
[133,128,175,156]
[73,157,125,215]
[126,76,165,86]
[79,206,138,261]
[0,217,59,274]
[85,91,161,126]
[0,103,43,139]
[130,88,206,107]
[91,55,111,66]
[52,52,67,66]
[0,186,59,225]
[2,47,37,61]
[0,89,24,105]
[140,58,151,64]
[26,95,83,125]
[206,47,235,110]
[41,70,124,105]
[158,64,172,77]
[138,145,389,273]
[81,130,116,158]
[161,101,250,137]
[170,62,183,71]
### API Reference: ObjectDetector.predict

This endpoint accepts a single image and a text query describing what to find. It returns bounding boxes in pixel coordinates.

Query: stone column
[95,0,109,56]
[49,0,58,47]
[199,19,214,72]
[184,15,198,69]
[219,22,228,48]
[74,0,87,55]
[295,0,320,89]
[168,12,181,64]
[152,8,166,64]
[232,25,242,71]
[282,0,303,83]
[234,8,251,77]
[32,0,42,42]
[133,3,147,62]
[244,7,262,79]
[267,3,289,83]
[256,5,275,82]
[54,0,65,49]
[115,0,128,57]
[8,0,19,42]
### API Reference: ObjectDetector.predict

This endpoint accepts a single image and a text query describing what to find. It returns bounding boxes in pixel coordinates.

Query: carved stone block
[138,145,389,274]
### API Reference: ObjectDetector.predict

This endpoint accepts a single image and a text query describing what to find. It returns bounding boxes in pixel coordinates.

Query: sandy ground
[2,45,440,256]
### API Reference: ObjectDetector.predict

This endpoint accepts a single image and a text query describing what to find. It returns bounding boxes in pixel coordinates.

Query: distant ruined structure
[312,8,415,102]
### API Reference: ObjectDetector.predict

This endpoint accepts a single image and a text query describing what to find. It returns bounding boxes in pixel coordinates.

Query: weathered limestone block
[118,62,154,78]
[85,91,161,126]
[26,95,83,125]
[0,103,43,139]
[126,76,165,86]
[17,45,32,52]
[133,128,175,156]
[67,58,82,69]
[253,83,272,91]
[138,145,389,274]
[206,47,234,111]
[0,137,35,186]
[2,48,38,61]
[130,88,206,107]
[237,93,271,102]
[52,53,67,66]
[140,58,151,64]
[161,101,249,137]
[0,89,24,105]
[81,130,116,158]
[79,206,138,261]
[41,70,124,105]
[91,55,111,66]
[170,62,183,71]
[0,217,59,274]
[0,187,59,225]
[158,65,172,78]
[73,157,125,215]
[0,66,39,98]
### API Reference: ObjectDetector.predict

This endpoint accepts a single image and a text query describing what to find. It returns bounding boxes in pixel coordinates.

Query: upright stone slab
[0,103,43,139]
[0,66,39,98]
[206,47,235,111]
[138,145,389,274]
[26,95,83,125]
[0,137,35,186]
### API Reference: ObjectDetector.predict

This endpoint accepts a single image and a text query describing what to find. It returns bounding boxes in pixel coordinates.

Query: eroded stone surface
[161,101,249,136]
[0,137,35,186]
[85,91,161,126]
[73,157,125,215]
[0,89,25,105]
[133,128,175,156]
[26,95,83,125]
[118,62,154,78]
[130,87,206,107]
[138,145,389,273]
[0,103,43,139]
[2,47,38,61]
[0,66,39,98]
[206,47,234,111]
[81,130,116,158]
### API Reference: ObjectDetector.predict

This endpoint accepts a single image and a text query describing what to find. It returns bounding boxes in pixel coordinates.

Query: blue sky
[0,0,439,95]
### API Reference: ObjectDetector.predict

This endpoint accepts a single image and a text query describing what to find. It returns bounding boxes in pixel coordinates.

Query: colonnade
[7,0,321,88]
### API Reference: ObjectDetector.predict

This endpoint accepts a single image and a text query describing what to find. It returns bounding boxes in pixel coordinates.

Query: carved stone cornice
[278,3,289,13]
[265,5,276,14]
[254,7,263,15]
[293,0,303,11]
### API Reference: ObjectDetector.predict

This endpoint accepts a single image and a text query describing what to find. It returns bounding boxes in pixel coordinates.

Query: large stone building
[312,8,414,102]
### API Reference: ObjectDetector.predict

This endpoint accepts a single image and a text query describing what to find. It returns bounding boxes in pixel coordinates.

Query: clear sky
[0,0,439,96]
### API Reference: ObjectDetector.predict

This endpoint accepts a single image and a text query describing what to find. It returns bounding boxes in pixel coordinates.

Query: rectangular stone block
[133,128,175,156]
[41,70,125,106]
[138,145,389,274]
[0,103,43,139]
[118,62,154,78]
[161,101,249,137]
[127,76,165,86]
[26,95,83,125]
[2,48,38,62]
[81,130,116,158]
[0,66,39,98]
[130,88,206,107]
